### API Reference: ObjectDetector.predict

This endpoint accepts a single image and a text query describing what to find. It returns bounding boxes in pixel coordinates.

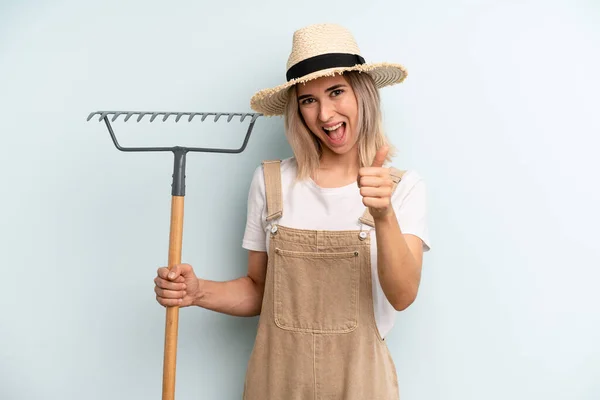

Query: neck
[317,142,360,178]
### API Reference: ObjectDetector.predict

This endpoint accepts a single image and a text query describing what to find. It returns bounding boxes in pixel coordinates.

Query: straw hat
[250,23,408,116]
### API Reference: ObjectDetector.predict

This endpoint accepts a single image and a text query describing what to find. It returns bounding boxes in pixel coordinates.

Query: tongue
[329,124,344,141]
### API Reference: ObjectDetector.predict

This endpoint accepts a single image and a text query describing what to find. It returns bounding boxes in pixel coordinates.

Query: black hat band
[286,53,366,82]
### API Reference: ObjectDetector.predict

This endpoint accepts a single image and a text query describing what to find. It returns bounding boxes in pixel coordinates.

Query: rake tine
[124,112,136,122]
[162,112,176,122]
[227,113,241,122]
[188,112,201,122]
[111,112,127,122]
[137,112,151,122]
[175,113,185,122]
[214,113,224,122]
[150,112,161,122]
[201,113,214,122]
[86,112,99,122]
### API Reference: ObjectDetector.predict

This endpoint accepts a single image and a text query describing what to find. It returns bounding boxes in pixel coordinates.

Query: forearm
[193,276,264,317]
[374,210,421,311]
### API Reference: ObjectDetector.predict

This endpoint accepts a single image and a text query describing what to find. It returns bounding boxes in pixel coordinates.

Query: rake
[87,110,262,400]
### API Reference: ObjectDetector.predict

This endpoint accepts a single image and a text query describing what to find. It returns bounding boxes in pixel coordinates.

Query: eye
[300,98,315,105]
[331,89,344,97]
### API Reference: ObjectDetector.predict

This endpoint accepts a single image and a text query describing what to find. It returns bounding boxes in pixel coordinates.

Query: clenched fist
[154,263,201,307]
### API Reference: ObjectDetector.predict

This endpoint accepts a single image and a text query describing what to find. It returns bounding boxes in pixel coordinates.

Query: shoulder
[389,167,425,189]
[388,167,431,251]
[278,157,298,175]
[394,168,425,187]
[390,168,427,204]
[251,157,297,180]
[248,156,297,192]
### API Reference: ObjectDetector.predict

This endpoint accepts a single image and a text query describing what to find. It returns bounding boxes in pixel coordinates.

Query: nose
[318,100,335,122]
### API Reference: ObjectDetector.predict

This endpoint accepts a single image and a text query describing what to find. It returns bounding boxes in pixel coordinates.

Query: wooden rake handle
[163,195,184,400]
[162,149,187,400]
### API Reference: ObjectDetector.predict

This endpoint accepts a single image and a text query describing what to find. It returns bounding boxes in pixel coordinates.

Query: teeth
[323,122,343,131]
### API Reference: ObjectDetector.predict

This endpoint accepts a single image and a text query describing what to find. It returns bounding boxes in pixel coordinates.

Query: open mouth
[322,122,346,144]
[323,122,344,134]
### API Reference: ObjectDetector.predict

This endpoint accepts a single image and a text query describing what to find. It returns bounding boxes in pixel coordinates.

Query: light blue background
[1,0,599,399]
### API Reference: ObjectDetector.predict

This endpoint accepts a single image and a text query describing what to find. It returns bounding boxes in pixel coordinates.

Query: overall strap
[359,167,406,227]
[262,160,283,221]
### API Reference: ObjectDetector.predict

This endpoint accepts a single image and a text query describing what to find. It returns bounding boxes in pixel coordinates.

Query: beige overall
[243,160,405,400]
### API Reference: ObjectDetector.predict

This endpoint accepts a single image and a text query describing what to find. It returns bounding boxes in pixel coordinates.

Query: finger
[168,263,192,280]
[156,295,183,307]
[362,197,390,209]
[155,286,187,299]
[370,146,389,168]
[359,166,390,178]
[359,176,390,188]
[158,264,192,281]
[360,186,392,198]
[154,277,187,291]
[157,267,170,279]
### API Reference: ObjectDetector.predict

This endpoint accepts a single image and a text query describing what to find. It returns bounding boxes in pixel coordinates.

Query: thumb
[167,265,179,280]
[168,263,194,280]
[371,146,389,168]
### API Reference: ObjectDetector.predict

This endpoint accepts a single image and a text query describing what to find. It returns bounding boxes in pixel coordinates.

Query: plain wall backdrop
[1,0,599,399]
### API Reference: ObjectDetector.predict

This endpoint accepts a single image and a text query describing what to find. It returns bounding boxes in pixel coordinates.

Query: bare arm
[358,146,424,311]
[374,210,423,311]
[155,251,268,317]
[193,250,268,317]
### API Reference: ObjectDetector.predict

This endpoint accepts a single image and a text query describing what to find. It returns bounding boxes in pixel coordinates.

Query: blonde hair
[284,71,396,180]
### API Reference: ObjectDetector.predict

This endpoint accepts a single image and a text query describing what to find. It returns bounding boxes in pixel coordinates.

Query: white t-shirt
[242,157,431,339]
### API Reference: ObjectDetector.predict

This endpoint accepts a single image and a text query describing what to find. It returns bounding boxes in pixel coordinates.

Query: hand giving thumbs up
[357,146,394,220]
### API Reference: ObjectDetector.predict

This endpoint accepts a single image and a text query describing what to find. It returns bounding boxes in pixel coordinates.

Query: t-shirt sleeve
[393,172,431,252]
[242,165,268,252]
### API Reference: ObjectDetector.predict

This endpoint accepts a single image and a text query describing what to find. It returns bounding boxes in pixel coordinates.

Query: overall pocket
[273,248,360,333]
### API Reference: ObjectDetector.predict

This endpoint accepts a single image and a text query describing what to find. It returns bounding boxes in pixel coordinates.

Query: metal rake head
[87,110,263,153]
[87,110,264,196]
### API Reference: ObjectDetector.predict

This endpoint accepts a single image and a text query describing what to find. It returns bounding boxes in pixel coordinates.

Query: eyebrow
[297,84,347,101]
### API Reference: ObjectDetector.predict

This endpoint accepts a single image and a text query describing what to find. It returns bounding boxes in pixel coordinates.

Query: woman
[154,23,431,399]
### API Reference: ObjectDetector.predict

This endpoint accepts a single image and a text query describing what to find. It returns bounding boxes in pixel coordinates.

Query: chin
[320,140,358,156]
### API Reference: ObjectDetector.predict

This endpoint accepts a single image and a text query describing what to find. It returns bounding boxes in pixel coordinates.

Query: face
[296,74,359,155]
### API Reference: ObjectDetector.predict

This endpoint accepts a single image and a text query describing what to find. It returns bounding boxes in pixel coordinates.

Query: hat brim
[250,62,407,116]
